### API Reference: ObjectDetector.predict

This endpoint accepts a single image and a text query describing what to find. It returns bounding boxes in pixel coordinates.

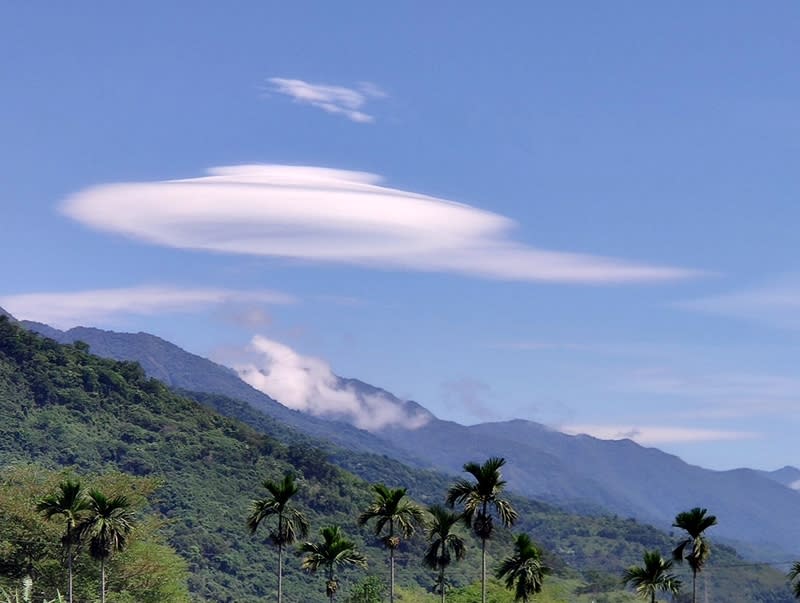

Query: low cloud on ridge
[62,164,698,284]
[234,335,430,431]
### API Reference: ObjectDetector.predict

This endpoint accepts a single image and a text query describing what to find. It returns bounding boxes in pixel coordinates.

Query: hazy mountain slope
[21,321,425,465]
[7,317,794,601]
[379,417,800,556]
[760,466,800,490]
[18,318,800,558]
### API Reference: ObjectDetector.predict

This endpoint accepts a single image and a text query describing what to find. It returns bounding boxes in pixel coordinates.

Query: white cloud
[267,78,385,123]
[0,285,293,329]
[678,277,800,329]
[559,424,760,444]
[234,335,430,431]
[61,164,697,284]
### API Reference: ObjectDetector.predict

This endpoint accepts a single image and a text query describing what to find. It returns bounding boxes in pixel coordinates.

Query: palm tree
[423,505,466,603]
[495,533,549,602]
[247,473,309,603]
[36,480,90,603]
[788,562,800,599]
[623,550,682,603]
[300,525,368,603]
[358,484,424,603]
[77,490,134,603]
[446,457,518,603]
[672,507,717,603]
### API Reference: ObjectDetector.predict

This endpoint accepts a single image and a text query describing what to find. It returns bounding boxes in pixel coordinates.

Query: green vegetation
[672,507,717,603]
[300,525,367,602]
[247,474,309,603]
[0,317,795,602]
[78,489,135,603]
[35,480,88,603]
[495,533,549,602]
[0,466,189,602]
[622,550,681,603]
[446,457,518,603]
[423,505,466,602]
[358,484,425,603]
[789,562,800,600]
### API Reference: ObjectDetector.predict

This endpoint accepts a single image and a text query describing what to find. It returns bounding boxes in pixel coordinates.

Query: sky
[1,2,799,471]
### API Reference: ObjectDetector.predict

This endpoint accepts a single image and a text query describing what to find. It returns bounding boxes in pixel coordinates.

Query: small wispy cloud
[559,423,760,444]
[0,285,294,329]
[61,164,698,284]
[267,78,386,123]
[234,335,429,431]
[677,277,800,329]
[622,366,800,419]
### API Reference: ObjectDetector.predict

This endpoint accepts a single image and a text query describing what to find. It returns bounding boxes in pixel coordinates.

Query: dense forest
[0,317,795,602]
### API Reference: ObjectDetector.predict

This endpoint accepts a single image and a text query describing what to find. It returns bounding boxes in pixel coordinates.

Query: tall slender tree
[623,550,682,603]
[672,507,717,603]
[77,490,134,603]
[446,457,518,603]
[788,561,800,599]
[358,484,424,603]
[247,474,309,603]
[36,480,90,603]
[423,505,466,603]
[300,525,368,603]
[495,533,548,602]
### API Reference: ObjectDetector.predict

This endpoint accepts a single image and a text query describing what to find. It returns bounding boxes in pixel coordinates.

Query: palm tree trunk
[651,590,655,603]
[67,543,73,603]
[389,519,395,603]
[481,537,487,603]
[440,567,446,603]
[100,558,106,603]
[692,568,697,603]
[481,501,487,603]
[278,541,283,603]
[389,546,395,603]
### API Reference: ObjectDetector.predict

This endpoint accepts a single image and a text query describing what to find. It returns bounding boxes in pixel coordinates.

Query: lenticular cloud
[61,164,696,283]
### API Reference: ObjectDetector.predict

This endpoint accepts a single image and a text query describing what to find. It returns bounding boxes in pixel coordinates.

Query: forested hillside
[0,317,793,602]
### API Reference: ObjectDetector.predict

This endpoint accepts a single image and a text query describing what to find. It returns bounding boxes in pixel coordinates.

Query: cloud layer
[0,285,293,328]
[235,335,430,431]
[560,424,759,444]
[678,277,800,329]
[267,78,385,123]
[62,164,696,284]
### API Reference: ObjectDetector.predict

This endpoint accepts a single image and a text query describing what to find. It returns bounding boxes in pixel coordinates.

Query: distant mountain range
[15,310,800,558]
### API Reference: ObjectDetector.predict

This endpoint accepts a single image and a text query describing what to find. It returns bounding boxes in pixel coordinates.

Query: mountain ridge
[17,315,800,558]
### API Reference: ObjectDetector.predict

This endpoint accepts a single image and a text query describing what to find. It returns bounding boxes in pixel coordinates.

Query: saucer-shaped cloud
[62,165,696,283]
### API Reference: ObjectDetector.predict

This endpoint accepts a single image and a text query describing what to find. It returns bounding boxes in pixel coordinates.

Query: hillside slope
[3,317,794,601]
[21,321,425,465]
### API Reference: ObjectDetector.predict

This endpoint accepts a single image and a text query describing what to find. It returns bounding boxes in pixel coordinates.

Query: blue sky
[2,2,799,470]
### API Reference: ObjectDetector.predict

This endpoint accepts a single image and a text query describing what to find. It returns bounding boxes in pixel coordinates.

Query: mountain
[1,316,794,602]
[19,318,800,558]
[760,466,800,491]
[20,321,425,466]
[380,417,800,556]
